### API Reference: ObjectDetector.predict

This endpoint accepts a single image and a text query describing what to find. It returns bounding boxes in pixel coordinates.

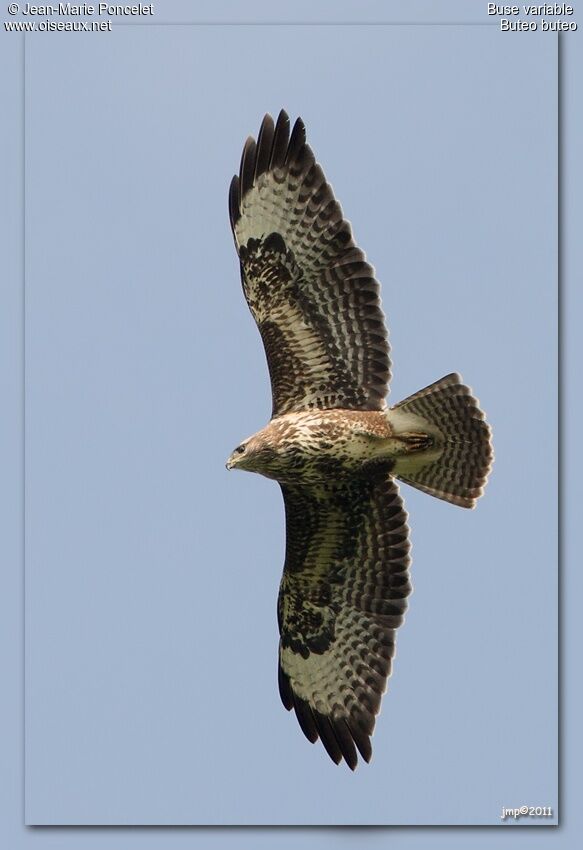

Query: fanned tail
[389,373,493,509]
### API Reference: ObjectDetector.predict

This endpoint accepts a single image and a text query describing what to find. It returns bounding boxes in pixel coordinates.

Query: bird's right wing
[277,475,411,769]
[229,110,391,417]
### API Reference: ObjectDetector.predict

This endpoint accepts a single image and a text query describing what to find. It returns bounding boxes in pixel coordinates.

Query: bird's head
[226,426,284,478]
[225,440,251,471]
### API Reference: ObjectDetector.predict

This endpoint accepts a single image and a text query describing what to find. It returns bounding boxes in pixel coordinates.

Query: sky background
[21,20,558,826]
[3,1,577,842]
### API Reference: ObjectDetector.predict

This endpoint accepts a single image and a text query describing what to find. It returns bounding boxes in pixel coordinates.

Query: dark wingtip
[240,135,257,199]
[270,109,291,169]
[231,110,309,231]
[255,112,275,182]
[278,662,294,711]
[231,111,292,228]
[313,712,343,765]
[276,108,290,129]
[228,174,240,230]
[281,664,376,769]
[286,116,306,164]
[331,717,359,771]
[293,694,319,744]
[348,719,373,764]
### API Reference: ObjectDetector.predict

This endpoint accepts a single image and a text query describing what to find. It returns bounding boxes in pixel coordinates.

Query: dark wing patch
[277,476,411,769]
[230,110,391,417]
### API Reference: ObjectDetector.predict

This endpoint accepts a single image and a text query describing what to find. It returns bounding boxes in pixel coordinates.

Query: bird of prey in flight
[226,110,493,770]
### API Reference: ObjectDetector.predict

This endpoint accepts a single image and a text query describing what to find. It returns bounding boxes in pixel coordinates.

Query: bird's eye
[235,445,246,455]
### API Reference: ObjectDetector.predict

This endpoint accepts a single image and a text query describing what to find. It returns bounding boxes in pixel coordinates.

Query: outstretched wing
[277,475,411,769]
[229,110,391,417]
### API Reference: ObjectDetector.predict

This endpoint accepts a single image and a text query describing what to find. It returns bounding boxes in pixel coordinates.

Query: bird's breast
[258,410,397,483]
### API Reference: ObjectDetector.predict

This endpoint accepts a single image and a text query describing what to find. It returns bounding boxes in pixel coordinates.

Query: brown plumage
[226,111,493,769]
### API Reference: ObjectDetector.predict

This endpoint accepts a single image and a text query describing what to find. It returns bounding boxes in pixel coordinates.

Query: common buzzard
[226,110,493,769]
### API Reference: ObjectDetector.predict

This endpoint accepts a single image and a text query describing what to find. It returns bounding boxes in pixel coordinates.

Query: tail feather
[389,373,493,509]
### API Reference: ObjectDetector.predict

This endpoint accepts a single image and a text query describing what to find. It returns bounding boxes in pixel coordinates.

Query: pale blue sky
[23,22,557,826]
[2,1,576,841]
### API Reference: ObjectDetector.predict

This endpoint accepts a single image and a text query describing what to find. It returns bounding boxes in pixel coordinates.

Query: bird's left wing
[277,475,411,769]
[229,110,391,417]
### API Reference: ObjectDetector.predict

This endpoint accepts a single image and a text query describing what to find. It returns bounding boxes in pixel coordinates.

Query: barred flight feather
[276,476,411,770]
[230,109,391,417]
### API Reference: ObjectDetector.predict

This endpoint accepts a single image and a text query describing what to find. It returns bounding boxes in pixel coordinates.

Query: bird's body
[228,407,434,485]
[226,110,493,769]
